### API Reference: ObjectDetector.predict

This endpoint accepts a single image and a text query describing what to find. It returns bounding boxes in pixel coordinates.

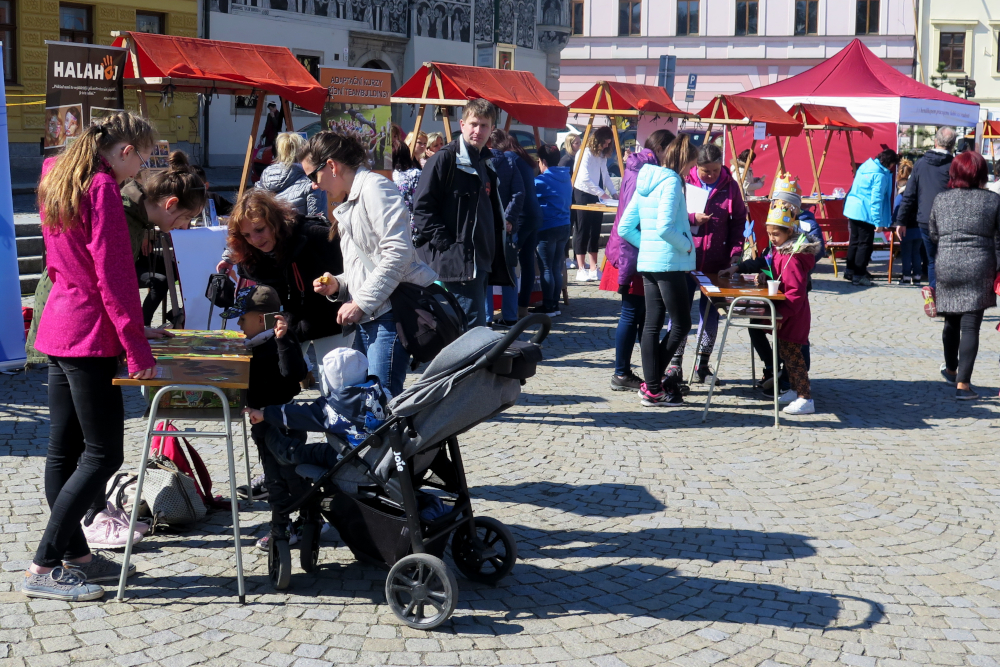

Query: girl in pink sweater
[25,112,160,602]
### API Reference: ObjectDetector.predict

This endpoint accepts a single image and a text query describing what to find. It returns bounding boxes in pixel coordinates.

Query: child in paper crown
[246,347,390,468]
[722,176,820,415]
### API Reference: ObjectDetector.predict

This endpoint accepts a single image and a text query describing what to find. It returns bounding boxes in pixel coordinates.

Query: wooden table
[113,344,252,604]
[570,203,618,213]
[695,272,786,428]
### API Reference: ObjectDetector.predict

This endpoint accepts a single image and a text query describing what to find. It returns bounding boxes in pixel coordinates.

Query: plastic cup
[767,280,780,296]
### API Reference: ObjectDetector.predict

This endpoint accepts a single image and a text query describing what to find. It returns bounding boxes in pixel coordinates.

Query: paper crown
[771,172,802,210]
[765,202,797,229]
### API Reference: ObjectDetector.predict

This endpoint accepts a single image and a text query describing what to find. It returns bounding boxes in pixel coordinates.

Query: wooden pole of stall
[504,113,512,132]
[407,71,434,152]
[533,126,541,152]
[433,74,452,143]
[124,37,148,118]
[571,82,604,188]
[770,135,792,197]
[702,95,721,147]
[815,131,834,181]
[803,129,827,217]
[281,98,295,133]
[604,88,625,185]
[238,94,266,201]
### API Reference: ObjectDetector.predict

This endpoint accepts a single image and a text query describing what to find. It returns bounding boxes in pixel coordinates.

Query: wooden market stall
[566,81,698,215]
[981,121,1000,163]
[392,62,568,154]
[111,32,328,200]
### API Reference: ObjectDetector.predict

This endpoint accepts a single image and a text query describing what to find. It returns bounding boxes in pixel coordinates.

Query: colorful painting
[147,330,249,358]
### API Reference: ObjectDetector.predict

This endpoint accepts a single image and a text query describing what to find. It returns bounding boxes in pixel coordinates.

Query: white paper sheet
[685,184,709,215]
[599,196,619,207]
[170,227,239,332]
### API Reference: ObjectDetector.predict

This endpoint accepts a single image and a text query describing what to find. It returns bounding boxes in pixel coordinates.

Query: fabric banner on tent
[0,60,26,368]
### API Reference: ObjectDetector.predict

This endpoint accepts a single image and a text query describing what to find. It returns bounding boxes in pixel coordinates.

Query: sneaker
[755,368,774,390]
[589,268,601,281]
[610,371,643,391]
[576,269,592,282]
[256,535,270,552]
[843,271,854,282]
[664,366,691,396]
[638,383,683,407]
[23,567,104,601]
[852,275,874,287]
[82,513,143,549]
[566,259,577,269]
[237,473,268,501]
[695,365,723,386]
[956,388,979,401]
[492,319,518,328]
[103,502,150,536]
[940,364,957,386]
[782,398,815,414]
[922,286,937,318]
[778,388,798,404]
[63,550,136,583]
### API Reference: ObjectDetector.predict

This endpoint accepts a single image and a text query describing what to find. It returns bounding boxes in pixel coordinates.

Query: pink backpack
[151,421,228,509]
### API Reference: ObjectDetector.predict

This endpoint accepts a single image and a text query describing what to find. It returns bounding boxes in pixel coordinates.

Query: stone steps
[16,219,42,295]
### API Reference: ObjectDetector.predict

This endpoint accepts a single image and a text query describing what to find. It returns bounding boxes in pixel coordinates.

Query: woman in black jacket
[218,190,350,388]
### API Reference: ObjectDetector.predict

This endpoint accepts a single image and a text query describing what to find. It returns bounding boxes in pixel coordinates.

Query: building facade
[4,0,198,180]
[560,0,916,116]
[913,0,998,121]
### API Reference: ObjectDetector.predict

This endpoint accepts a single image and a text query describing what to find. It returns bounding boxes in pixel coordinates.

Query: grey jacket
[256,162,326,217]
[331,169,437,319]
[928,188,1000,314]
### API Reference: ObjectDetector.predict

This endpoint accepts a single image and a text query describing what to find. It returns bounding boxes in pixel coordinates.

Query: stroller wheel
[268,538,292,590]
[451,516,517,585]
[385,554,458,630]
[299,522,321,573]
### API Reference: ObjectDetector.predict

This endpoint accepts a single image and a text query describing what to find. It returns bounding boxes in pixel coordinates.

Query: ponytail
[38,110,155,231]
[143,151,207,214]
[661,134,699,175]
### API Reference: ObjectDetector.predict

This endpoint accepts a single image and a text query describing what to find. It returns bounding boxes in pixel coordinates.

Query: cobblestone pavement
[3,263,1000,667]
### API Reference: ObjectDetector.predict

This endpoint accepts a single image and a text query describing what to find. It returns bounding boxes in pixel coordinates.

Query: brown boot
[300,371,315,391]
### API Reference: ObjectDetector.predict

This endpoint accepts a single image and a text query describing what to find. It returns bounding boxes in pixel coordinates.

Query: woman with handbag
[303,131,437,397]
[929,150,1000,400]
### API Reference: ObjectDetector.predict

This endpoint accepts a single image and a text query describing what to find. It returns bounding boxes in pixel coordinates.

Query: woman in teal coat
[843,148,899,286]
[618,134,698,407]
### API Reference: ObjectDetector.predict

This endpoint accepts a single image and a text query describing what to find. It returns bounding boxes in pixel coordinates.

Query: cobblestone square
[3,264,999,666]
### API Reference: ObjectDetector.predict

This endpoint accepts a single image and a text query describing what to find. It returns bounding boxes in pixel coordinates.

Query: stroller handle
[477,313,552,368]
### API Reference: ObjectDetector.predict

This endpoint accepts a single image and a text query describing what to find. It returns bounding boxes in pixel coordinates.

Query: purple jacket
[606,148,659,288]
[686,165,748,273]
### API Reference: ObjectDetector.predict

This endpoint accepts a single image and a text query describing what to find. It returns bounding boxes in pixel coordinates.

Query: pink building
[559,0,916,114]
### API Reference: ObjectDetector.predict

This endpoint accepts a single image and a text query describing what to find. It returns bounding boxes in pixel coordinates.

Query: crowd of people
[19,101,1000,603]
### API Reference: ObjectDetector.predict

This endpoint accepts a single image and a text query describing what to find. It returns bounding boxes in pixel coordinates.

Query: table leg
[220,398,247,604]
[242,415,252,500]
[701,305,733,423]
[769,300,780,428]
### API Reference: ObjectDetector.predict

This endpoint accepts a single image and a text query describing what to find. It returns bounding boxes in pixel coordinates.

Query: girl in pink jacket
[25,112,160,602]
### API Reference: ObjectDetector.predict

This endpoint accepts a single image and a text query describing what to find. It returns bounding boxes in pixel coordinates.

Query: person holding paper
[573,126,617,281]
[666,144,747,386]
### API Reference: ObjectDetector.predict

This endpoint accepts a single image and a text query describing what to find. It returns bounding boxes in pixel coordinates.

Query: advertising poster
[44,42,126,154]
[0,57,26,368]
[319,68,392,170]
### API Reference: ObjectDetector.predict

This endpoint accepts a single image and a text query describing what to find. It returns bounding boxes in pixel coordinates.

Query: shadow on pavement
[476,481,665,516]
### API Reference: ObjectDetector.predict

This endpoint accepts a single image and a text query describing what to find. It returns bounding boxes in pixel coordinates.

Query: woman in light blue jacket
[842,148,899,286]
[618,134,698,407]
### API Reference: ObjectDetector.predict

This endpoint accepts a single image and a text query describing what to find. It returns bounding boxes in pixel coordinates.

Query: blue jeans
[615,292,646,376]
[536,225,570,309]
[353,312,408,398]
[922,231,937,289]
[900,227,923,279]
[500,228,539,320]
[445,275,489,329]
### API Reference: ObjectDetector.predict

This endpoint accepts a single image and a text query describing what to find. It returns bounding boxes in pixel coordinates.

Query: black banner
[44,42,126,153]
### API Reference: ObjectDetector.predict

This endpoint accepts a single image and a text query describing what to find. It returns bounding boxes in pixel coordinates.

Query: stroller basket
[325,494,449,567]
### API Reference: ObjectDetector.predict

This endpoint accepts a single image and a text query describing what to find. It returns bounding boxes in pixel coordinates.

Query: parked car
[679,127,723,147]
[508,129,538,156]
[555,123,585,149]
[251,120,323,182]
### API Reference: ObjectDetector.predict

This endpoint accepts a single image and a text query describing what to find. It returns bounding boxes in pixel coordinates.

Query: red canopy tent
[111,31,328,197]
[392,62,568,151]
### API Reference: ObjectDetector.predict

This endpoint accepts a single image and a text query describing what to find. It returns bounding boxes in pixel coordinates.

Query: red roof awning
[791,103,874,138]
[111,32,328,113]
[392,63,568,129]
[567,81,695,117]
[983,121,1000,139]
[696,95,802,137]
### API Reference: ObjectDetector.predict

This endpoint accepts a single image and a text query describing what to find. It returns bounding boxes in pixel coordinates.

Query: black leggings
[641,272,692,393]
[35,357,124,568]
[572,189,602,255]
[942,310,984,384]
[251,423,309,535]
[135,255,168,326]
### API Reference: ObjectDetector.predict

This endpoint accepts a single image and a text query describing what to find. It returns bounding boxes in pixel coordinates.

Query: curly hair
[226,189,297,272]
[588,126,615,158]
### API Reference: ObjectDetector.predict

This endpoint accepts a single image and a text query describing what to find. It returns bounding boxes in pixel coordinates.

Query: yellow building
[5,0,200,177]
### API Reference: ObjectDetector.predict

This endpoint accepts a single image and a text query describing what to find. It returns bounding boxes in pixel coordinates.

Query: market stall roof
[567,81,696,117]
[695,95,803,136]
[983,121,1000,139]
[790,103,874,138]
[110,32,328,113]
[739,38,978,127]
[392,63,568,129]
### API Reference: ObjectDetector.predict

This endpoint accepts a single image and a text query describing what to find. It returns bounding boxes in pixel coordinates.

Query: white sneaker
[576,269,591,282]
[778,388,797,405]
[589,269,601,281]
[82,513,143,549]
[783,398,815,415]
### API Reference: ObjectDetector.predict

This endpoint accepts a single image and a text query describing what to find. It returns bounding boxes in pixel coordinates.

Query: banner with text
[43,42,126,154]
[320,68,392,170]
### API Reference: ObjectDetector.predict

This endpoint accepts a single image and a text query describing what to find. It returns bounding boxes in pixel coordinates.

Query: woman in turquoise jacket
[618,134,698,407]
[842,149,899,286]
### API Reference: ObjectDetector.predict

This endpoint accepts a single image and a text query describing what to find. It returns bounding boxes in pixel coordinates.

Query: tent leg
[282,98,294,133]
[410,104,428,151]
[533,126,541,152]
[504,113,512,132]
[442,111,453,143]
[803,129,826,216]
[238,95,265,202]
[572,115,595,188]
[726,125,747,194]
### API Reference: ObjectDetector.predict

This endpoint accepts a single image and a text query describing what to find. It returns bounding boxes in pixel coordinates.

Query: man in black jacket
[411,98,515,328]
[895,127,956,307]
[224,285,308,547]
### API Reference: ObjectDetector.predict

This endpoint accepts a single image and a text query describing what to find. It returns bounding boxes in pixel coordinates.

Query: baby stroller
[276,315,551,629]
